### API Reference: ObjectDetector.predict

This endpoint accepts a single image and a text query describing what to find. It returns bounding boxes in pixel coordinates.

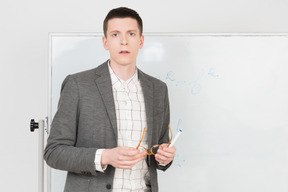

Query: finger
[160,143,169,148]
[135,151,147,160]
[156,147,175,164]
[157,149,174,159]
[163,146,176,153]
[128,150,146,160]
[155,154,170,164]
[117,157,144,168]
[119,147,140,157]
[160,144,176,151]
[160,146,176,155]
[117,149,146,160]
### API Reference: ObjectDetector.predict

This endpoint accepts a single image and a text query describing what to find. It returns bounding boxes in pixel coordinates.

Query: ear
[102,36,109,50]
[139,35,144,49]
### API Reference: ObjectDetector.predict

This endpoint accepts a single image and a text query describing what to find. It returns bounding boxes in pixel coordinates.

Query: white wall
[0,0,287,191]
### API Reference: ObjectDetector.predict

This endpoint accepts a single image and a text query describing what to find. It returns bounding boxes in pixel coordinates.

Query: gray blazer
[44,61,171,192]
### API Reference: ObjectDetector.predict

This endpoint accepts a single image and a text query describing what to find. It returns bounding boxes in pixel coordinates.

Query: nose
[121,35,128,45]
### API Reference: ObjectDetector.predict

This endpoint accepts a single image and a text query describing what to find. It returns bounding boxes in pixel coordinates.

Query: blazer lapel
[138,70,154,149]
[94,62,118,139]
[93,63,154,148]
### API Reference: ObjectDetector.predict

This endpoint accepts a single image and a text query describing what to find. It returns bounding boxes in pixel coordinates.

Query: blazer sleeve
[44,75,98,176]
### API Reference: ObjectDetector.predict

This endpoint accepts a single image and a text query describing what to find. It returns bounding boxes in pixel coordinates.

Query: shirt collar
[108,62,139,91]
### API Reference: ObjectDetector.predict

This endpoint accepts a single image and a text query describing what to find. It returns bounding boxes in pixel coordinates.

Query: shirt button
[106,184,112,189]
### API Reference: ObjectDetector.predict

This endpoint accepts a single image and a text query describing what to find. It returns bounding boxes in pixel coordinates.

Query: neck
[109,61,136,81]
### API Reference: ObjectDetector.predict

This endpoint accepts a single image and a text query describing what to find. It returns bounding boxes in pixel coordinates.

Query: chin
[119,62,134,67]
[118,60,135,66]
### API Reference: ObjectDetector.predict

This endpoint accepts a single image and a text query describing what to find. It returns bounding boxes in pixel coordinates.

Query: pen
[169,129,182,148]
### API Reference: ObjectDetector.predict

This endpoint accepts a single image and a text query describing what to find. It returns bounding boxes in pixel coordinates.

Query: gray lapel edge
[94,61,118,139]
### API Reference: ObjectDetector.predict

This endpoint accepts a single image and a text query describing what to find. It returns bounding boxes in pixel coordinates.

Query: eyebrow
[109,29,138,34]
[109,30,120,34]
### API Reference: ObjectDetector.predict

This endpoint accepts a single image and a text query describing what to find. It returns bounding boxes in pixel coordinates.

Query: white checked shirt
[95,63,150,192]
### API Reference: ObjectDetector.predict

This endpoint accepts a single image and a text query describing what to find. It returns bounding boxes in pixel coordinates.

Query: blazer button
[106,184,112,189]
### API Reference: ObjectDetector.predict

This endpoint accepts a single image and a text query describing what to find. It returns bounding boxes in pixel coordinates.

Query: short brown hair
[103,7,143,37]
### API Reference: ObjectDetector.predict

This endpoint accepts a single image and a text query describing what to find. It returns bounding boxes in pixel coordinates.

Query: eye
[129,32,135,36]
[112,33,118,37]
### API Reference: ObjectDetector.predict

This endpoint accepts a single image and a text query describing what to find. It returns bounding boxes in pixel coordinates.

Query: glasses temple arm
[136,127,146,149]
[167,124,173,147]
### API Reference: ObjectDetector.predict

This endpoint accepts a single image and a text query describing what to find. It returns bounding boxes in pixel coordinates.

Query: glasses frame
[136,124,173,155]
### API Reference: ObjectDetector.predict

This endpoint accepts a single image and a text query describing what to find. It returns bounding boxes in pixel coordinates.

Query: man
[44,7,176,192]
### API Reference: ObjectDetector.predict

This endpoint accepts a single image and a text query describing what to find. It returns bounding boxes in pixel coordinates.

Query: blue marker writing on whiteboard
[169,129,182,148]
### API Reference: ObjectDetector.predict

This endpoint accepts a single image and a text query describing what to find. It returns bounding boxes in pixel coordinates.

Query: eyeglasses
[136,124,173,155]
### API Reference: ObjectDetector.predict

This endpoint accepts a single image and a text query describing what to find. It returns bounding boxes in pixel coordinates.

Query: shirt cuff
[95,149,107,172]
[158,162,168,167]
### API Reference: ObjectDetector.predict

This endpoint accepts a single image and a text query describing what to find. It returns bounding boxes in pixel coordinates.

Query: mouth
[119,50,130,55]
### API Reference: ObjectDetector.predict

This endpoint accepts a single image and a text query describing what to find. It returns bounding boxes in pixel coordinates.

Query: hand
[155,144,176,165]
[101,147,146,169]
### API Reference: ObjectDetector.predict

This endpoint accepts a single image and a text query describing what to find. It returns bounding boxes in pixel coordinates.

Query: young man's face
[102,17,144,68]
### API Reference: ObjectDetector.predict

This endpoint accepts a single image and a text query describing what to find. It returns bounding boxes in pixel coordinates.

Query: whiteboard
[49,33,288,192]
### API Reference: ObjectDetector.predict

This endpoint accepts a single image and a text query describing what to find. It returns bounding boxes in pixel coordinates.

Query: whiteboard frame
[46,32,288,192]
